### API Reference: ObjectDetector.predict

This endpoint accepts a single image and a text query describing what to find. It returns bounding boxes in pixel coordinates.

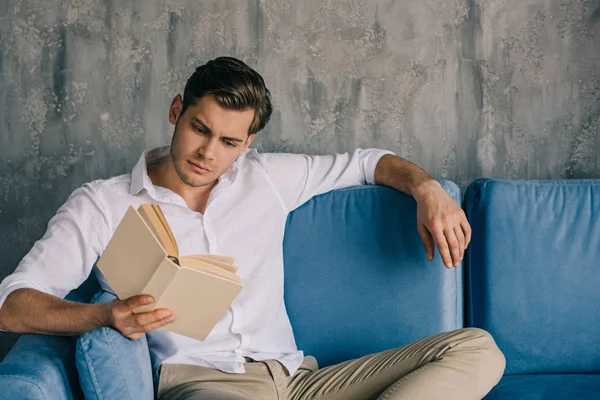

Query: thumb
[418,224,435,261]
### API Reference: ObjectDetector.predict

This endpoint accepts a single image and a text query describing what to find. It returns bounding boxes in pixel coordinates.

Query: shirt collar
[129,146,240,196]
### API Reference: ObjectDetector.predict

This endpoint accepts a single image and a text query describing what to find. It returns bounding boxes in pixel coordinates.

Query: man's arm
[0,182,174,340]
[0,288,106,335]
[259,148,394,211]
[0,288,174,340]
[374,154,471,269]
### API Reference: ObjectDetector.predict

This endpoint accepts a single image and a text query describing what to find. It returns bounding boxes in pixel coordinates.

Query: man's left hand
[412,180,471,269]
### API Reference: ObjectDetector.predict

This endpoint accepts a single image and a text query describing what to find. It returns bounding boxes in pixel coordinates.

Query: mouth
[188,160,211,174]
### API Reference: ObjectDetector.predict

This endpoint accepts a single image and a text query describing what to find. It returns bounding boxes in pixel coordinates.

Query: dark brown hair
[181,57,272,135]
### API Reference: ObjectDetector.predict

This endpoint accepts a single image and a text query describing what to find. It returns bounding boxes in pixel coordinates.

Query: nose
[199,136,218,161]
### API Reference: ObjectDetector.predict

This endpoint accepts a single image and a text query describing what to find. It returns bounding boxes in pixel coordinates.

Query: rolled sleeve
[0,280,45,311]
[0,182,109,315]
[259,148,395,211]
[362,149,395,185]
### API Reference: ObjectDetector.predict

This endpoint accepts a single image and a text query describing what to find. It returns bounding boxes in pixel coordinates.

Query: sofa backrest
[283,182,463,368]
[464,179,600,375]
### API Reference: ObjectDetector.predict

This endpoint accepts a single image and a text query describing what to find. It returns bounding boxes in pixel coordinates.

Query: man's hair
[181,57,273,135]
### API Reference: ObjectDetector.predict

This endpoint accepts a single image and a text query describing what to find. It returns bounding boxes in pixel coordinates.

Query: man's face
[169,95,256,188]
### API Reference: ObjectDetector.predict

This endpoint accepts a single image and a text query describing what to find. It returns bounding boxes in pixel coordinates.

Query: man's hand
[373,154,472,268]
[103,295,175,340]
[413,180,472,269]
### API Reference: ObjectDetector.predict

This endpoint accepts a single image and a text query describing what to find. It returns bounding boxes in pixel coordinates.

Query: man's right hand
[104,295,175,340]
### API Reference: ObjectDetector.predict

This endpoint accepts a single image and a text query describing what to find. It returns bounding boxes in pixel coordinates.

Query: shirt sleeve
[0,182,109,314]
[259,148,395,211]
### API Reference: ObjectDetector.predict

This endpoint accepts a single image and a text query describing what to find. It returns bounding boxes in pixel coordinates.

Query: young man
[0,57,504,399]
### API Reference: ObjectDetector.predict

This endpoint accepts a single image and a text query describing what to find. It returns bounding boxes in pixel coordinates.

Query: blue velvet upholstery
[284,182,463,367]
[485,374,600,399]
[464,179,600,375]
[0,334,83,400]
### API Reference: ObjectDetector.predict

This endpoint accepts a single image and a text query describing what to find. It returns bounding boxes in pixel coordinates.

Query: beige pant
[157,328,505,400]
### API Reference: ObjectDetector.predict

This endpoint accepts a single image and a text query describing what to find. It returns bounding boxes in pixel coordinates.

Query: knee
[463,328,506,387]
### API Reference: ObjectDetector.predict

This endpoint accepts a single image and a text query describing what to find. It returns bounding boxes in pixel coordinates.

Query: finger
[123,313,175,338]
[461,219,472,249]
[431,230,453,268]
[444,229,461,267]
[132,308,172,327]
[123,294,154,311]
[126,332,145,341]
[140,315,176,333]
[418,224,435,261]
[454,225,465,262]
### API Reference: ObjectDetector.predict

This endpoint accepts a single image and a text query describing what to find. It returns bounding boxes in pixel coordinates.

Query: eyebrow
[192,117,245,143]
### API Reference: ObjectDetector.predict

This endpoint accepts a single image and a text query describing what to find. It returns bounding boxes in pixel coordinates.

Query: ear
[169,95,183,125]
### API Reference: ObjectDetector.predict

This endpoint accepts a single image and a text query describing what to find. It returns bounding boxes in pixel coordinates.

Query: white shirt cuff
[363,149,396,185]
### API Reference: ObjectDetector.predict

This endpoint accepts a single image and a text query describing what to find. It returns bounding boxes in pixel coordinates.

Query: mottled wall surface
[0,0,599,355]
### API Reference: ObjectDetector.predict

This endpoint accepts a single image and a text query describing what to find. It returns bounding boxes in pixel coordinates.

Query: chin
[173,162,211,188]
[185,174,214,188]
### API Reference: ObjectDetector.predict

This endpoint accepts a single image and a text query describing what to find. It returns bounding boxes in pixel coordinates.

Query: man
[0,57,504,399]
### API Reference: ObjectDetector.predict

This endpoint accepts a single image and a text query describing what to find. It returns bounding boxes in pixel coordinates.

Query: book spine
[133,257,180,314]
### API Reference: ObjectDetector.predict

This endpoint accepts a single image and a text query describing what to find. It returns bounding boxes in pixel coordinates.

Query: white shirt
[0,146,393,375]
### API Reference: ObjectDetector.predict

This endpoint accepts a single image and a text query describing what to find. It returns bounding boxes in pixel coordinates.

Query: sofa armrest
[0,333,83,400]
[0,272,99,399]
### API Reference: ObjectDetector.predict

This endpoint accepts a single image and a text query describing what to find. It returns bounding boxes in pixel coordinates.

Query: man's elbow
[0,304,11,332]
[0,291,25,333]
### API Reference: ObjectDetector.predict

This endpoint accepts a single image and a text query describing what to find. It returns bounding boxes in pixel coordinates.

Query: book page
[150,204,179,257]
[96,206,168,300]
[156,267,243,341]
[191,254,235,265]
[181,255,238,273]
[137,204,178,257]
[179,257,241,283]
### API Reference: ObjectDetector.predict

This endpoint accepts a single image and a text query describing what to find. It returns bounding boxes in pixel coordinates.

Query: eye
[194,126,208,135]
[224,141,237,147]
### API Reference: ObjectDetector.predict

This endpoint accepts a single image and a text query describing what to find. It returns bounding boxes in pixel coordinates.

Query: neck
[149,156,216,213]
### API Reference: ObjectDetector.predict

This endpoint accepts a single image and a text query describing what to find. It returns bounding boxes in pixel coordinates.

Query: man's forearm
[374,154,441,199]
[374,153,471,268]
[0,288,108,335]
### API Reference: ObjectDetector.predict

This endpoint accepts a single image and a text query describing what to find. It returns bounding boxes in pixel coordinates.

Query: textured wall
[0,0,599,355]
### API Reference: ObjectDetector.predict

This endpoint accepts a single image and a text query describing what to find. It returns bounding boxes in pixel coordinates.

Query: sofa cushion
[0,334,83,400]
[75,290,154,400]
[484,374,600,399]
[464,179,600,374]
[283,182,463,367]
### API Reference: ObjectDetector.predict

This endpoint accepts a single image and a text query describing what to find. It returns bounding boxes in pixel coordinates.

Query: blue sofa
[464,179,600,399]
[0,179,598,399]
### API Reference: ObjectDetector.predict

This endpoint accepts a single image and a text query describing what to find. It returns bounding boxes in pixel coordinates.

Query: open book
[96,204,242,341]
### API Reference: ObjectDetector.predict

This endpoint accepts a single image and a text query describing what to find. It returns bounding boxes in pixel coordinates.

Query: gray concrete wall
[0,0,599,356]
